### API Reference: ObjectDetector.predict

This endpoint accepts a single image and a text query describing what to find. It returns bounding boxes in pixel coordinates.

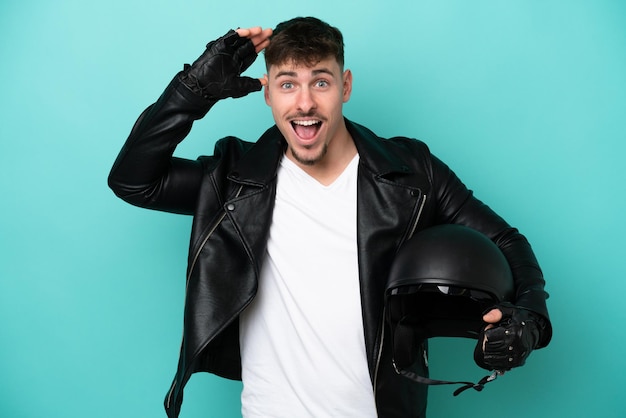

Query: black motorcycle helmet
[386,224,514,373]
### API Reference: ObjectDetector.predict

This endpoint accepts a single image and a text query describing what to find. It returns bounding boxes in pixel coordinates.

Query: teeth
[292,120,320,126]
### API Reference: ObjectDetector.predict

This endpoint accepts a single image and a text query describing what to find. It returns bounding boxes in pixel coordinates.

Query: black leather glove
[179,30,262,102]
[474,302,545,371]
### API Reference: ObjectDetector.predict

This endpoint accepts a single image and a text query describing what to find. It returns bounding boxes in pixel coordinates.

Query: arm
[429,154,552,368]
[107,28,272,215]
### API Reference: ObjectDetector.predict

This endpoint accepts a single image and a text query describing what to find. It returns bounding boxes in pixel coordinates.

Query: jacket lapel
[348,120,428,377]
[224,126,284,274]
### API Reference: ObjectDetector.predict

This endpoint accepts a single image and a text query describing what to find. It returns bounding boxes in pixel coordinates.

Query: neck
[288,125,357,186]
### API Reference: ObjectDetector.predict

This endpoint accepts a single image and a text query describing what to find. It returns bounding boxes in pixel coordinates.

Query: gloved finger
[233,39,259,73]
[485,323,529,368]
[474,327,492,370]
[235,26,264,38]
[226,76,263,98]
[237,27,273,51]
[483,326,511,351]
[475,325,517,371]
[249,28,273,52]
[221,30,248,49]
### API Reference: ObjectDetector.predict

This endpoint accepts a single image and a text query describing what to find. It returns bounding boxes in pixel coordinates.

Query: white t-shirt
[239,154,377,418]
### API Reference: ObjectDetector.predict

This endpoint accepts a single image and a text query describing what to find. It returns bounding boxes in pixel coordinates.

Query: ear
[342,69,353,103]
[263,74,271,106]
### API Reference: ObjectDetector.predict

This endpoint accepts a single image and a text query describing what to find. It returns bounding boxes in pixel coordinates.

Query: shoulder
[347,119,435,174]
[193,137,255,177]
[214,136,257,156]
[348,120,430,154]
[207,125,283,160]
[197,126,284,179]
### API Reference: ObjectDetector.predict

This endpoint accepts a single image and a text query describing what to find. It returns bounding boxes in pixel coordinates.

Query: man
[109,17,551,418]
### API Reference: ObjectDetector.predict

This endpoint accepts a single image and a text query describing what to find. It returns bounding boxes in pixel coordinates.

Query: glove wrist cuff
[173,71,218,114]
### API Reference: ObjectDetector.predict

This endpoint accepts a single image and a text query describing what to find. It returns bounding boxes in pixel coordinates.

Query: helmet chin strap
[391,315,503,396]
[392,362,502,396]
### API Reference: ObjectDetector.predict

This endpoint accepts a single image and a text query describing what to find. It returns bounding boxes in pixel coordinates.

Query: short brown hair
[264,17,345,70]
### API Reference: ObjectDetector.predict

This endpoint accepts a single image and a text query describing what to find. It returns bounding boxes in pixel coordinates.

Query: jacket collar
[345,119,413,177]
[228,125,285,186]
[229,118,413,186]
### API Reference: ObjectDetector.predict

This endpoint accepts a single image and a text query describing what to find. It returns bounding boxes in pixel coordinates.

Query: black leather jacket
[109,74,551,418]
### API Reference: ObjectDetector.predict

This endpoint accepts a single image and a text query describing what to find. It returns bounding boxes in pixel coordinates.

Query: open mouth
[291,120,322,140]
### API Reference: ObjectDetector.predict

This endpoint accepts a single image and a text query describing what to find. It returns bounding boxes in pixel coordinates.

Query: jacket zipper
[406,193,427,241]
[372,193,426,399]
[373,310,386,390]
[187,185,244,285]
[166,185,244,410]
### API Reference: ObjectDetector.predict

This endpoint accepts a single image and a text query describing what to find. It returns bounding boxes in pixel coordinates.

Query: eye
[281,82,294,89]
[315,80,329,88]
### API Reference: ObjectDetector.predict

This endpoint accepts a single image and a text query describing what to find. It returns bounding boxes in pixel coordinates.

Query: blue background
[1,0,624,417]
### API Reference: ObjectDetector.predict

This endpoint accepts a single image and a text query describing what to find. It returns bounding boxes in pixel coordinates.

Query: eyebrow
[274,68,335,79]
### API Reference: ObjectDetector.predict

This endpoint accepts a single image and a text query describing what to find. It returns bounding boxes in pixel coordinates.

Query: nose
[296,87,316,113]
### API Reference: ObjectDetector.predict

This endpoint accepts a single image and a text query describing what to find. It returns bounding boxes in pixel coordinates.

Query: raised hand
[180,27,272,100]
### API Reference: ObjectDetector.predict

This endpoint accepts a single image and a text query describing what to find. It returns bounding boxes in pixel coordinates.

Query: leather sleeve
[429,153,552,347]
[108,73,215,215]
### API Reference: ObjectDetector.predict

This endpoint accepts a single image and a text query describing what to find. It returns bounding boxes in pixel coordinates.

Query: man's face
[264,57,352,167]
